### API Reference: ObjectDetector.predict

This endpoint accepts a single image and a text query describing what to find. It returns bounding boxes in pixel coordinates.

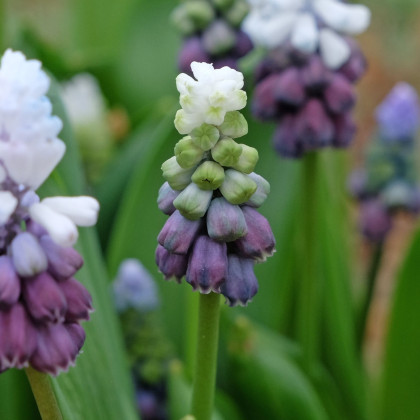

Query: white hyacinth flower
[242,0,371,69]
[0,49,99,248]
[174,62,246,134]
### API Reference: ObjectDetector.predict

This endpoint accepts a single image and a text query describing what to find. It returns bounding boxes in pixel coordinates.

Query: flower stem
[297,152,320,366]
[357,243,384,349]
[190,292,221,420]
[25,367,63,420]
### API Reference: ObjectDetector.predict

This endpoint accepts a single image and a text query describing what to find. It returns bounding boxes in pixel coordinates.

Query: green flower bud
[185,1,215,30]
[191,161,225,190]
[173,183,213,220]
[190,124,220,151]
[171,7,195,36]
[224,1,249,27]
[219,111,248,138]
[174,136,205,169]
[211,138,242,167]
[219,169,257,205]
[162,157,195,191]
[232,144,259,174]
[245,173,270,208]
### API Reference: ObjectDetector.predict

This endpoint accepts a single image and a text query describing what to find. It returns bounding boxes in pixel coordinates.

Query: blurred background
[1,0,420,419]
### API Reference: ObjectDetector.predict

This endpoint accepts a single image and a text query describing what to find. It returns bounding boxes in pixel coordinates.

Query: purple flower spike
[274,68,305,106]
[186,236,228,293]
[376,82,420,141]
[333,113,356,148]
[234,206,275,261]
[155,245,188,282]
[360,200,392,243]
[0,304,37,370]
[23,272,68,323]
[207,197,247,242]
[39,235,84,281]
[338,40,367,83]
[273,116,302,158]
[30,324,81,376]
[301,55,331,91]
[65,323,86,351]
[252,74,281,120]
[178,38,211,75]
[221,256,258,307]
[59,278,93,322]
[324,74,355,114]
[295,100,334,150]
[158,210,202,254]
[0,256,21,306]
[233,31,253,58]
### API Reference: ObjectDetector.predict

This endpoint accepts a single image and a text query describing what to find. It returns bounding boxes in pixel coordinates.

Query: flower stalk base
[190,292,221,420]
[25,367,63,420]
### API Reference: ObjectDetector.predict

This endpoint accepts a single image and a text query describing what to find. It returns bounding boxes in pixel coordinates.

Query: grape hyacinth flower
[113,259,159,313]
[112,260,169,420]
[156,62,275,306]
[157,61,274,420]
[171,0,253,75]
[349,83,420,243]
[243,0,371,158]
[0,50,99,375]
[243,0,371,69]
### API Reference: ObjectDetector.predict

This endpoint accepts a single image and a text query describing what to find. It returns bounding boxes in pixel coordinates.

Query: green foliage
[380,229,420,420]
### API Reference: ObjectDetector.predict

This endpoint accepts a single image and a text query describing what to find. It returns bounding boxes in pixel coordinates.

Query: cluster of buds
[156,62,275,306]
[349,83,420,242]
[171,0,253,75]
[0,50,99,375]
[242,0,370,158]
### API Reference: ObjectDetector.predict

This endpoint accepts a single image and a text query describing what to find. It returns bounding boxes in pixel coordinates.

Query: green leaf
[379,229,420,420]
[71,0,137,66]
[96,106,176,248]
[0,371,40,419]
[35,76,138,420]
[317,152,366,419]
[225,315,330,420]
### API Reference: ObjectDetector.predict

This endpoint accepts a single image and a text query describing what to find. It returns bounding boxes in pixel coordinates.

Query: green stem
[25,367,63,420]
[190,292,221,420]
[297,152,320,366]
[357,243,384,349]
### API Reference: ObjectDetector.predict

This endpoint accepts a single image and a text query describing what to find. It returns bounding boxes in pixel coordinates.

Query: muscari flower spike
[156,62,275,306]
[0,49,99,375]
[349,83,420,243]
[113,259,160,313]
[171,0,253,75]
[243,0,370,158]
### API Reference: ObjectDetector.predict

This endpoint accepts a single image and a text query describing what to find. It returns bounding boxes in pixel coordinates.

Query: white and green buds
[173,183,213,220]
[175,136,204,169]
[161,157,195,190]
[219,169,257,205]
[191,161,225,190]
[219,111,248,138]
[190,123,220,150]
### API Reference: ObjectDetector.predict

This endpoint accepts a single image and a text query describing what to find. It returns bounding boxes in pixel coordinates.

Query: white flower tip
[0,191,18,225]
[29,202,79,247]
[41,196,100,227]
